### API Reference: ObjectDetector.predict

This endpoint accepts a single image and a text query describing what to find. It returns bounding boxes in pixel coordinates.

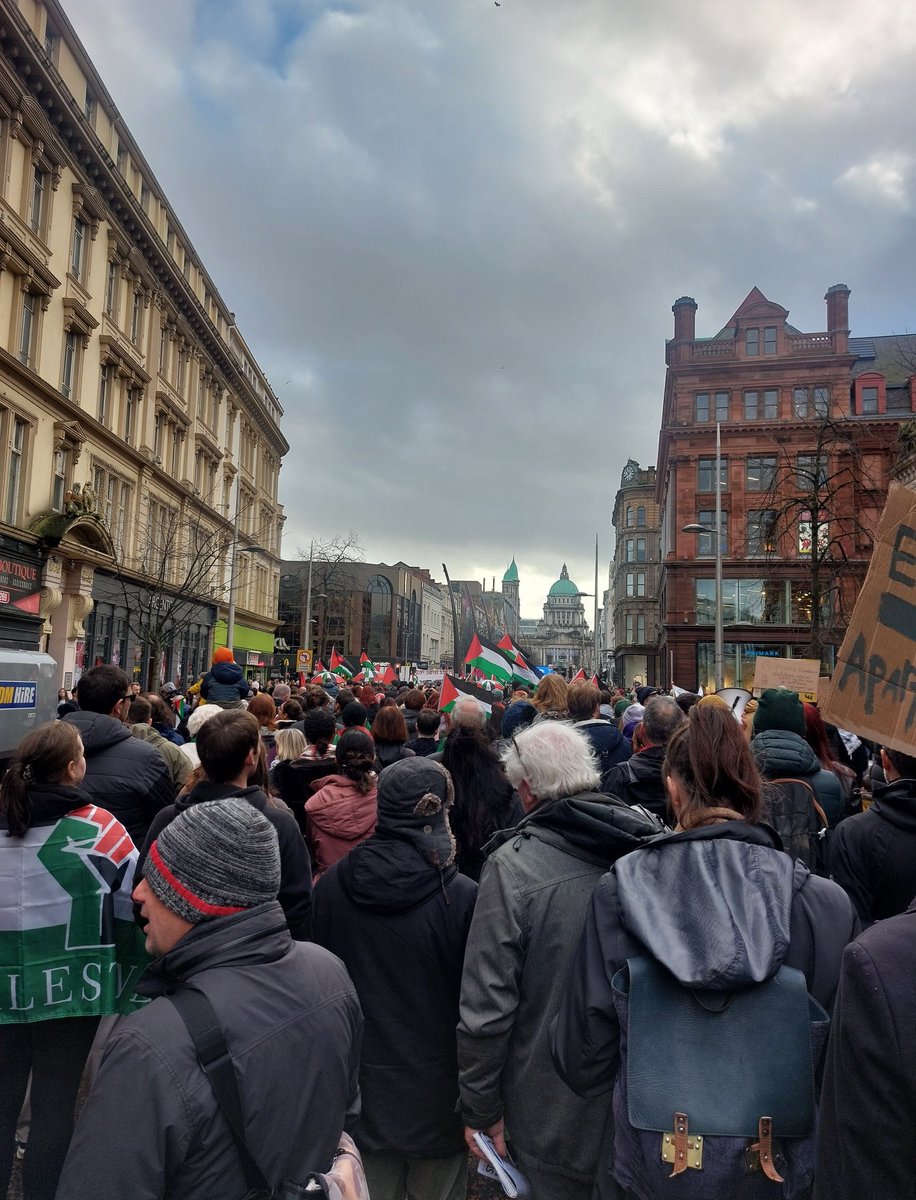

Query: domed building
[517,563,592,674]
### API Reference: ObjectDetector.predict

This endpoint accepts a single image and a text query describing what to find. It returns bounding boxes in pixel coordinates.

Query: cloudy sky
[65,0,916,616]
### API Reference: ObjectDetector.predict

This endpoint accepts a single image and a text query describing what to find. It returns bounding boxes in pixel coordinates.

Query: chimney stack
[825,284,850,353]
[672,296,698,342]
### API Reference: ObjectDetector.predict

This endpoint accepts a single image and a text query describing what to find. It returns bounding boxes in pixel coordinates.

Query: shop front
[0,536,44,652]
[212,619,275,684]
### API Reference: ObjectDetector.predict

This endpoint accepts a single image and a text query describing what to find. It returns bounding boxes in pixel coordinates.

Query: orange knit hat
[213,646,235,664]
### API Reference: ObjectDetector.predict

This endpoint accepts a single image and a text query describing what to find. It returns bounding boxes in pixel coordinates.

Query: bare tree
[294,532,365,660]
[751,402,894,662]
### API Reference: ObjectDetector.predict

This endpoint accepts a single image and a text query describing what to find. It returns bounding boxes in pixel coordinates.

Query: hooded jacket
[137,781,313,940]
[601,743,668,818]
[56,904,362,1200]
[574,718,632,784]
[751,728,844,826]
[130,723,192,790]
[827,776,916,923]
[551,823,858,1196]
[63,711,175,846]
[305,774,377,879]
[200,660,249,703]
[457,792,663,1184]
[313,834,477,1157]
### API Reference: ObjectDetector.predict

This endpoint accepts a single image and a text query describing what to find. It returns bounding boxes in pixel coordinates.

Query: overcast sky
[65,0,916,617]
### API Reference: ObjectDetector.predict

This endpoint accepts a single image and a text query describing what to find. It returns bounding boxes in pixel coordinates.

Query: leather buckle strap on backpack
[661,1114,703,1174]
[746,1116,784,1183]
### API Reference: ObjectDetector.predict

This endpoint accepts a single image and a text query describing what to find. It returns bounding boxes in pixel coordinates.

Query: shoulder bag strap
[168,988,271,1194]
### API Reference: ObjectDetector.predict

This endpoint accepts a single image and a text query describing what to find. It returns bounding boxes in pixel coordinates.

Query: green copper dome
[503,557,519,583]
[548,563,579,596]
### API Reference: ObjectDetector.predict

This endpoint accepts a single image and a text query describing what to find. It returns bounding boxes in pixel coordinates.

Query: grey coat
[457,792,661,1184]
[58,903,362,1200]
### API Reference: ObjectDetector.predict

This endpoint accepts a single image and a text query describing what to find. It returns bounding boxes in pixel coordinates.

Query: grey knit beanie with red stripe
[145,798,280,925]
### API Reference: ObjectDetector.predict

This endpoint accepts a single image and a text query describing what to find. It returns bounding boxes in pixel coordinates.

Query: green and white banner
[0,804,150,1023]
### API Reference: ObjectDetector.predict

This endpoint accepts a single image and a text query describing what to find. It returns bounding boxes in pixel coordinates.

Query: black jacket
[57,904,362,1200]
[272,756,339,837]
[575,719,631,785]
[138,781,313,940]
[601,744,668,818]
[63,711,174,846]
[815,902,916,1200]
[312,835,477,1157]
[827,776,916,923]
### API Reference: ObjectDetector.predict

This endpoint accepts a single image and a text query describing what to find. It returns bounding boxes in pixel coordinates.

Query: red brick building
[657,284,914,692]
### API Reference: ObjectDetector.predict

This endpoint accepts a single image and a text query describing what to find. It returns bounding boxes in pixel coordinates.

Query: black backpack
[609,957,829,1199]
[760,778,829,875]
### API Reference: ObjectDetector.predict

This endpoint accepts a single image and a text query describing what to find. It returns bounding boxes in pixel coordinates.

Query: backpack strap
[770,778,829,832]
[168,988,271,1195]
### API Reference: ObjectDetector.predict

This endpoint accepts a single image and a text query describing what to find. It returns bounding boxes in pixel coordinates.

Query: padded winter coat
[200,660,249,702]
[305,774,377,879]
[57,904,362,1200]
[827,776,916,923]
[751,728,845,826]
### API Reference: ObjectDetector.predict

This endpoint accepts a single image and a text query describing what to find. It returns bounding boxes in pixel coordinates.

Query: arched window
[626,505,635,527]
[367,575,392,660]
[636,505,646,527]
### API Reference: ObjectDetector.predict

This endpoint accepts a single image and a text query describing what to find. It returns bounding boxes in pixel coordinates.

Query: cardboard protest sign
[820,481,916,756]
[752,656,820,703]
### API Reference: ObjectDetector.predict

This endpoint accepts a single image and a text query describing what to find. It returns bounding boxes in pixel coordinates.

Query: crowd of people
[1,654,914,1200]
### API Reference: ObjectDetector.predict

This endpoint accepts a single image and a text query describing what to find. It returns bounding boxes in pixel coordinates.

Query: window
[797,454,828,490]
[626,505,635,528]
[52,448,68,512]
[130,291,142,343]
[170,427,182,477]
[625,537,647,563]
[763,389,778,419]
[746,456,776,492]
[695,393,710,422]
[625,614,646,644]
[636,505,646,527]
[814,386,829,417]
[158,325,169,374]
[71,218,86,281]
[747,509,778,556]
[861,386,879,415]
[744,391,758,420]
[30,166,45,234]
[745,327,759,356]
[715,391,729,422]
[19,292,36,366]
[105,260,118,317]
[176,350,186,394]
[141,183,151,213]
[116,141,127,174]
[84,91,95,124]
[183,252,191,281]
[61,331,77,399]
[124,388,140,445]
[764,326,777,355]
[697,456,728,493]
[6,417,26,523]
[696,510,728,557]
[153,412,165,460]
[44,24,55,56]
[98,364,112,425]
[793,388,808,418]
[626,571,646,597]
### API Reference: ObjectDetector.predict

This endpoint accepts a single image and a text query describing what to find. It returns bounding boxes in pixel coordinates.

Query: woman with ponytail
[304,729,378,880]
[440,721,522,881]
[0,722,148,1200]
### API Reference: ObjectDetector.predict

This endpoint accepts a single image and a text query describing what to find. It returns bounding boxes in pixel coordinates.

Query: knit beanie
[213,646,235,664]
[753,688,806,738]
[376,758,455,867]
[144,798,280,924]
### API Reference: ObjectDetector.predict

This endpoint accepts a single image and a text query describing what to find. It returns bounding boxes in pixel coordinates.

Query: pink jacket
[305,774,377,880]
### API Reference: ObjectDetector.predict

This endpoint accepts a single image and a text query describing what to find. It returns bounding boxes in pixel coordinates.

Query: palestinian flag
[496,636,541,690]
[0,804,150,1024]
[314,659,327,675]
[329,649,352,678]
[571,669,587,682]
[590,675,601,688]
[438,674,494,716]
[379,664,398,686]
[464,634,513,684]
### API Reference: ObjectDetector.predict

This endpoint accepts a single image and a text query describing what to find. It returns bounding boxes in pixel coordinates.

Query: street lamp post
[683,421,724,691]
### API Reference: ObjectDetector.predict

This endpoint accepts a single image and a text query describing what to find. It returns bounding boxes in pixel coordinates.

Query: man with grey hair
[457,720,661,1200]
[601,694,686,818]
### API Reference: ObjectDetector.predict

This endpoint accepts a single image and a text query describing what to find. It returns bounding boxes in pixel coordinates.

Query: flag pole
[593,534,600,678]
[442,562,462,676]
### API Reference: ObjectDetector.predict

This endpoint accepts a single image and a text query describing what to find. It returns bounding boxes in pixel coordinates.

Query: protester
[458,721,661,1200]
[398,689,426,738]
[58,799,362,1200]
[137,710,312,940]
[127,696,192,791]
[0,721,148,1200]
[827,745,916,923]
[199,646,250,707]
[551,703,858,1200]
[178,700,222,769]
[371,705,415,773]
[567,680,631,784]
[531,673,568,718]
[313,759,477,1200]
[305,729,378,880]
[62,664,174,845]
[272,727,307,771]
[406,706,443,756]
[751,688,844,826]
[601,694,685,818]
[815,902,916,1199]
[248,692,279,765]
